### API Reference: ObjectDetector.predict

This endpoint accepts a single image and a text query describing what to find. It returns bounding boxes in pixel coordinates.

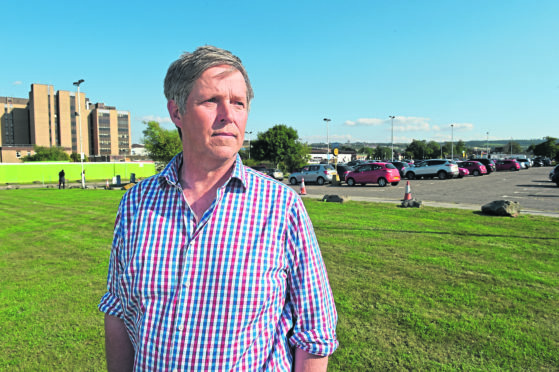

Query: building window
[16,151,21,158]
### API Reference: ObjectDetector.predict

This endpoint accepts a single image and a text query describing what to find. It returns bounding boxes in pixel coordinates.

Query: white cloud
[451,123,474,130]
[138,115,173,124]
[12,81,22,86]
[343,118,385,126]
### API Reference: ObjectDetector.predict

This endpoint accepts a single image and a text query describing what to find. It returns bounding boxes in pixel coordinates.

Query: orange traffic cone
[404,181,412,201]
[300,178,307,195]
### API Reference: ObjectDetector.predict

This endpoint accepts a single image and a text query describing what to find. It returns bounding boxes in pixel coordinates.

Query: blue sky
[2,0,557,146]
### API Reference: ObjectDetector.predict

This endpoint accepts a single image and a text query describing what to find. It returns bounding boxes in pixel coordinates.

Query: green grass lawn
[0,189,557,371]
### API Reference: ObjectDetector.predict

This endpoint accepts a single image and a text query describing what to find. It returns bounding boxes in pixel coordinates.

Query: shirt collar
[158,152,248,190]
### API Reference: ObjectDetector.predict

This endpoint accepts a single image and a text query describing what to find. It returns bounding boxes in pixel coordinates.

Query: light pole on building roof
[73,79,85,188]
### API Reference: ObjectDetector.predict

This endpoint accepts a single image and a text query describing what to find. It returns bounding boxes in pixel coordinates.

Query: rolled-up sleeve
[98,206,124,318]
[286,197,338,356]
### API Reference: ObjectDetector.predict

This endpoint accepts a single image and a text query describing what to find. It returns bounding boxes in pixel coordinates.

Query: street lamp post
[389,115,395,161]
[73,79,85,189]
[486,132,489,158]
[245,131,253,159]
[323,118,331,163]
[450,124,455,159]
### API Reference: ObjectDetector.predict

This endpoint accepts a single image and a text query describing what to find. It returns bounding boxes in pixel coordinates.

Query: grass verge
[0,189,557,370]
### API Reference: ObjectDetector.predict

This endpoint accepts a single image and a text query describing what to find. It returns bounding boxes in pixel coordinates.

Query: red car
[495,159,521,171]
[457,161,487,176]
[458,167,470,178]
[345,162,401,187]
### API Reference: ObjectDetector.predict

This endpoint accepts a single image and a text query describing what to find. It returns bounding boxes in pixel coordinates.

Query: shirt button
[178,325,184,331]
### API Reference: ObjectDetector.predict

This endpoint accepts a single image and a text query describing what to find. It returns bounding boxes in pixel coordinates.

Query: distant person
[58,169,65,189]
[99,45,338,371]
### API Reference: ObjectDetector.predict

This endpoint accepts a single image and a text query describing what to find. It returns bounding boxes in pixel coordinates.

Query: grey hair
[164,45,254,114]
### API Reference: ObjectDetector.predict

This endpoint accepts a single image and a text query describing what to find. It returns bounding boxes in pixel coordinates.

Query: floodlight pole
[486,131,489,158]
[450,124,455,159]
[73,79,85,188]
[324,118,331,163]
[245,131,253,159]
[389,115,395,161]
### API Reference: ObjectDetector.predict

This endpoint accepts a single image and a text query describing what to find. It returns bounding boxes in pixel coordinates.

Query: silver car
[289,164,337,185]
[405,159,459,180]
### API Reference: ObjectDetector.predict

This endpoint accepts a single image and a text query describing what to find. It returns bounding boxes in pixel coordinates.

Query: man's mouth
[212,132,236,137]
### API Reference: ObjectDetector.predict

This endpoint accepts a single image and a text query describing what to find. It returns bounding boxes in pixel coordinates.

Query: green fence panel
[0,162,157,184]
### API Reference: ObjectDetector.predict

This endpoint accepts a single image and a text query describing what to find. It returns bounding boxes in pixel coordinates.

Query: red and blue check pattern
[99,153,338,371]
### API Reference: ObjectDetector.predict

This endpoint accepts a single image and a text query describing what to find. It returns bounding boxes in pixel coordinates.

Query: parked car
[264,168,284,180]
[516,158,530,169]
[534,157,552,167]
[405,159,459,180]
[251,166,268,174]
[345,162,401,187]
[346,159,367,167]
[335,164,354,182]
[495,159,520,171]
[550,165,559,186]
[458,167,470,178]
[389,161,411,178]
[289,164,337,185]
[457,161,487,176]
[469,158,496,173]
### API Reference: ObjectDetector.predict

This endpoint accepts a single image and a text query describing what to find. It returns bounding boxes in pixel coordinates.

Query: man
[99,46,338,371]
[58,169,65,189]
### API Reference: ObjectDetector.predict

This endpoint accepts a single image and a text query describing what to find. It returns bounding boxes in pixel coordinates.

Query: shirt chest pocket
[119,242,182,312]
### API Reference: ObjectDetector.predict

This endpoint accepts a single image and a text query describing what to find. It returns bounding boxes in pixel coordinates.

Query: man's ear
[167,100,182,129]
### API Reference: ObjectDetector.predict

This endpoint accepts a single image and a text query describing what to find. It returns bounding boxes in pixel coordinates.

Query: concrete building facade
[0,83,131,162]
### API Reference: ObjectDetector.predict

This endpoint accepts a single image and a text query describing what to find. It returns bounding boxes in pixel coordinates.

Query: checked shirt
[99,153,338,371]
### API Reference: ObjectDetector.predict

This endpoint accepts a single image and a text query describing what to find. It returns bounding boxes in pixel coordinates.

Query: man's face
[169,65,249,167]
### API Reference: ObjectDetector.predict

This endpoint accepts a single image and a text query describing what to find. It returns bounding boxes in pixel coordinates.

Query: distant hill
[310,138,549,150]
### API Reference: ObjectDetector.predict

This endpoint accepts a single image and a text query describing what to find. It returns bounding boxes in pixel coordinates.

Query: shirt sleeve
[98,202,125,318]
[286,196,339,357]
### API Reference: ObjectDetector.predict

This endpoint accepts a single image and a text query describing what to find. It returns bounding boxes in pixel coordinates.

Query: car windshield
[385,163,397,169]
[324,165,335,170]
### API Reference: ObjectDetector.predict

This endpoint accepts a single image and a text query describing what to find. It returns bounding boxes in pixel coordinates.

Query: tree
[530,137,558,160]
[427,141,442,158]
[455,140,467,158]
[70,152,88,162]
[358,146,374,160]
[22,146,70,162]
[374,146,391,160]
[141,121,182,170]
[405,140,428,160]
[251,124,310,172]
[503,140,523,155]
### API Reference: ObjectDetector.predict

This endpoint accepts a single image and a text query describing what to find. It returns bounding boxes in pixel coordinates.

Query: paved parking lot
[288,167,559,216]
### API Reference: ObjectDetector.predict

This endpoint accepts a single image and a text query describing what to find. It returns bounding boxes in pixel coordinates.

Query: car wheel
[317,177,325,185]
[438,171,448,180]
[406,172,415,180]
[378,178,387,187]
[458,174,464,178]
[391,182,399,186]
[509,167,515,171]
[347,178,355,186]
[473,170,480,176]
[289,177,298,185]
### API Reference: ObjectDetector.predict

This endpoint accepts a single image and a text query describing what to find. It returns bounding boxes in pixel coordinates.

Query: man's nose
[217,101,235,124]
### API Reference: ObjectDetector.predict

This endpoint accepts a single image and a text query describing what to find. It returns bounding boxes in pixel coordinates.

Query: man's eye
[233,101,245,108]
[205,98,217,103]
